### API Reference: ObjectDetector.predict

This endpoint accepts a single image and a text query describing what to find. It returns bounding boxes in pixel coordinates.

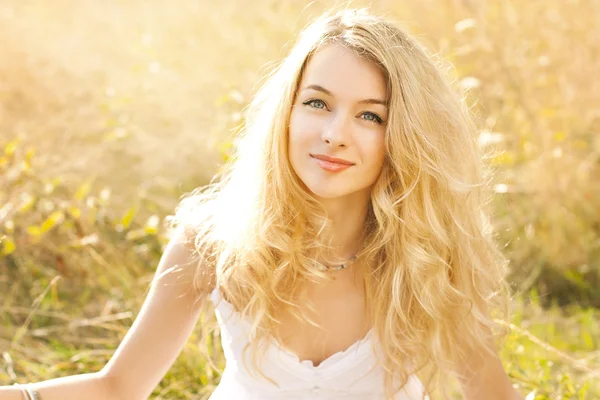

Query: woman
[1,8,523,400]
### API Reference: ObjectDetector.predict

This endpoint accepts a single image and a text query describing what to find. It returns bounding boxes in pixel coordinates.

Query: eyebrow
[301,84,388,107]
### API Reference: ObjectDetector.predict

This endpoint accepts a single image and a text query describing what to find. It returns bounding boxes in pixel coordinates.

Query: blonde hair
[168,7,510,399]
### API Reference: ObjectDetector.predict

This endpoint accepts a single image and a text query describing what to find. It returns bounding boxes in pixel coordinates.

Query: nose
[321,112,351,148]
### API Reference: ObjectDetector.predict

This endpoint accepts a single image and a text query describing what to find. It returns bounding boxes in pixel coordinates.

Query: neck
[314,190,370,262]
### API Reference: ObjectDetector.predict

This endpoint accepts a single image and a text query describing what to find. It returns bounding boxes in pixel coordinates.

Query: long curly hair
[168,7,510,399]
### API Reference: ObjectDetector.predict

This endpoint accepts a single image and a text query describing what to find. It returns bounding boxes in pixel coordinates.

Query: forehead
[300,43,387,99]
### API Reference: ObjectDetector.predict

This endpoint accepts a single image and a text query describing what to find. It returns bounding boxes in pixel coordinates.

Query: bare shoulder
[152,227,216,301]
[456,324,523,400]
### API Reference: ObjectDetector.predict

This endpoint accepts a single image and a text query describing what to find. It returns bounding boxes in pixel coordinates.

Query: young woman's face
[288,43,388,201]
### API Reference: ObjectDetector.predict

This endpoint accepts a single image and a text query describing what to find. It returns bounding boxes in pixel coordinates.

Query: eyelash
[302,99,385,125]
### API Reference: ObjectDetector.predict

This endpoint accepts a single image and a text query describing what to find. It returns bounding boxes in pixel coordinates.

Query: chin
[303,181,352,200]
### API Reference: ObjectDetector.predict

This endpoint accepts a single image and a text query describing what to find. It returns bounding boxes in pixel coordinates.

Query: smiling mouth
[310,154,354,172]
[310,154,355,165]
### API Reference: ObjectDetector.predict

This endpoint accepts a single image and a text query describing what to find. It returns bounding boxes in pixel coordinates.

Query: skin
[288,43,388,260]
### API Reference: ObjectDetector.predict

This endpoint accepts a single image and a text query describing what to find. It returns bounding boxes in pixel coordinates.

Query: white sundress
[207,287,429,400]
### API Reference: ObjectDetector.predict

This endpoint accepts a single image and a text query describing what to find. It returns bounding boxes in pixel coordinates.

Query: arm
[101,228,212,400]
[457,326,524,400]
[0,373,114,400]
[1,229,212,400]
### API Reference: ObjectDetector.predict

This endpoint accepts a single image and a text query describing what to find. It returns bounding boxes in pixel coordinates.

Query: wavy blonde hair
[168,7,510,399]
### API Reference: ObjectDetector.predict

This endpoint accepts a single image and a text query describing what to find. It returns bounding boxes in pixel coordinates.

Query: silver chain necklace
[319,254,358,271]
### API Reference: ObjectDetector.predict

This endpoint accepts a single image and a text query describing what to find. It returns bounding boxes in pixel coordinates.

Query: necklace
[317,237,366,272]
[319,254,358,271]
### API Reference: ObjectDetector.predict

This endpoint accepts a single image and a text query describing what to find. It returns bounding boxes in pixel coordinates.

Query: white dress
[208,287,429,400]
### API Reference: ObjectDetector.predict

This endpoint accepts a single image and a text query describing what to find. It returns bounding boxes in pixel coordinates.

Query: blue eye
[362,112,384,124]
[303,99,327,110]
[302,99,384,125]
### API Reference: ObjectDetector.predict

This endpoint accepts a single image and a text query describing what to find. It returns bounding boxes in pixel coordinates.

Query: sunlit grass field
[1,0,599,398]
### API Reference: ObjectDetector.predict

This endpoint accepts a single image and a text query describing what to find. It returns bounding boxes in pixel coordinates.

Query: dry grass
[1,0,599,398]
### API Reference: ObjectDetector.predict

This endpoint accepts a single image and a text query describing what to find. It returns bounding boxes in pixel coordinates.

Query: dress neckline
[209,287,375,370]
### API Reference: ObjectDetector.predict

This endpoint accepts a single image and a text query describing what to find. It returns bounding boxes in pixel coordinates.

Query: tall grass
[1,0,599,398]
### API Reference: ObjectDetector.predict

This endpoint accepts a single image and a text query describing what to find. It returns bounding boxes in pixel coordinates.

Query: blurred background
[0,0,598,398]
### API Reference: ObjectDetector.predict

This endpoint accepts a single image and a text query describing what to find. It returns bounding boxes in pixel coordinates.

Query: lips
[310,153,355,172]
[310,154,355,165]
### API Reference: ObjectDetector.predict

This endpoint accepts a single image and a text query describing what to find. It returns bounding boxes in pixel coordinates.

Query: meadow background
[1,0,599,398]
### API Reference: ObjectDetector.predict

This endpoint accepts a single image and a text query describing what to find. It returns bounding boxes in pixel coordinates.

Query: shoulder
[155,226,217,300]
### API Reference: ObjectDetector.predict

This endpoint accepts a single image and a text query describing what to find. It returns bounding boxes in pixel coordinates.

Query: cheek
[288,111,310,169]
[361,135,387,169]
[288,110,320,151]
